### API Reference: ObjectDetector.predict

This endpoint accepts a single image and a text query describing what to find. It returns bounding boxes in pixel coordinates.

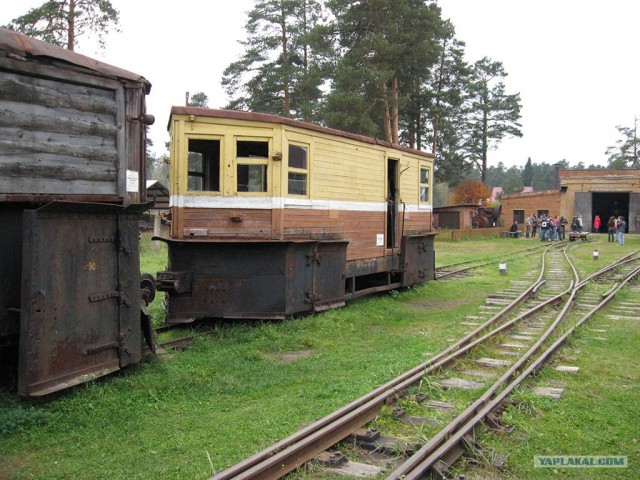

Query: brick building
[499,189,560,227]
[500,169,640,233]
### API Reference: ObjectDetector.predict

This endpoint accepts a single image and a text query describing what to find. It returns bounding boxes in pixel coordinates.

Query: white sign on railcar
[126,170,139,192]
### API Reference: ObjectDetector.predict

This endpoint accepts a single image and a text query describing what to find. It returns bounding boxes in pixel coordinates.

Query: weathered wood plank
[0,177,116,195]
[0,72,116,115]
[0,159,115,182]
[0,101,117,138]
[0,139,118,164]
[0,127,116,150]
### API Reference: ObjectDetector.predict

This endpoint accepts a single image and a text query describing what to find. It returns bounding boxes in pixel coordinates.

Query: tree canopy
[3,0,120,51]
[188,91,209,108]
[221,0,329,121]
[450,179,492,206]
[605,118,639,168]
[222,0,523,186]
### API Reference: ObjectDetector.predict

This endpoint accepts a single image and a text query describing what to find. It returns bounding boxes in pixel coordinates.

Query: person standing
[531,214,538,238]
[525,215,532,238]
[559,216,567,240]
[593,215,601,233]
[616,216,627,245]
[607,216,616,242]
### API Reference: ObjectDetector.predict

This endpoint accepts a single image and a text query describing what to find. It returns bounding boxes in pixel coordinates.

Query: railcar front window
[288,144,308,196]
[420,166,430,202]
[237,140,268,193]
[187,139,220,192]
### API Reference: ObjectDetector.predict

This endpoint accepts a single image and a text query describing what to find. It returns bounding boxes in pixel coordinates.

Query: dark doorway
[386,159,399,248]
[592,192,629,231]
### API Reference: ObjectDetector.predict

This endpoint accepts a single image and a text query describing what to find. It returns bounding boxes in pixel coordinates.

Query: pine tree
[459,57,522,182]
[221,0,328,121]
[522,157,533,186]
[188,92,209,108]
[3,0,119,51]
[605,118,639,168]
[325,0,444,142]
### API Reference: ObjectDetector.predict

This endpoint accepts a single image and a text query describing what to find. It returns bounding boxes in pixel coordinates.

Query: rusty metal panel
[401,234,437,285]
[574,192,592,232]
[161,240,347,322]
[629,193,640,233]
[17,202,142,396]
[0,206,22,341]
[303,242,348,312]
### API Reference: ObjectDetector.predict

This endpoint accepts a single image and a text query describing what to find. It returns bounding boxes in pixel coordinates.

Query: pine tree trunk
[280,3,290,117]
[432,37,447,155]
[67,0,75,51]
[380,82,392,143]
[391,75,399,144]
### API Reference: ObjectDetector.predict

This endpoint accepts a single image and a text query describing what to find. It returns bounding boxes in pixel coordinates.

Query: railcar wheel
[140,273,156,305]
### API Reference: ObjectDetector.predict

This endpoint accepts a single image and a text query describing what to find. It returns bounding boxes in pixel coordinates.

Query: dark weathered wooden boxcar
[0,28,153,396]
[157,108,436,323]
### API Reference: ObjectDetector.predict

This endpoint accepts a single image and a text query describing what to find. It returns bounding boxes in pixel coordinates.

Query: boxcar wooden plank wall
[0,70,120,196]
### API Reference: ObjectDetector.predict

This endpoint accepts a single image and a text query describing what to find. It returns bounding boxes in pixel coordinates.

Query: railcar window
[237,140,268,192]
[288,144,308,196]
[187,139,220,192]
[420,166,430,202]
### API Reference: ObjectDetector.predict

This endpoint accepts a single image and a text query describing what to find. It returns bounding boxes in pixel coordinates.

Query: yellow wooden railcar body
[168,108,434,262]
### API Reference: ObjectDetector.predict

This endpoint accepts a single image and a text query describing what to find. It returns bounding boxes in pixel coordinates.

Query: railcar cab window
[187,139,220,192]
[237,140,268,192]
[419,166,430,203]
[288,144,308,196]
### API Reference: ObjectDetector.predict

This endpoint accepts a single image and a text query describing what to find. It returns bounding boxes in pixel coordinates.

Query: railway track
[210,247,639,479]
[435,242,557,280]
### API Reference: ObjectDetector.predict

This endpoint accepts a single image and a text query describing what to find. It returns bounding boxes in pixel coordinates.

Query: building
[500,169,640,232]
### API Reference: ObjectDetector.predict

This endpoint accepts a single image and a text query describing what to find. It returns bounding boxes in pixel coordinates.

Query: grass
[0,234,638,479]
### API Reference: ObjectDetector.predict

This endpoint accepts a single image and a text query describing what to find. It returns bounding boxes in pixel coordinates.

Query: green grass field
[0,234,638,479]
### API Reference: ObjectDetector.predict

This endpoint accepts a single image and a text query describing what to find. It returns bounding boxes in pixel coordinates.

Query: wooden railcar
[0,28,154,396]
[157,108,436,322]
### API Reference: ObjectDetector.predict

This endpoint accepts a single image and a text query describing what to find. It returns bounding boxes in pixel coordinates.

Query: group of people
[604,215,627,245]
[515,213,628,245]
[521,214,568,241]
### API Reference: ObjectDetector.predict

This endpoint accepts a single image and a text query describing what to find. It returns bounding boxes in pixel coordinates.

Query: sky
[3,0,639,169]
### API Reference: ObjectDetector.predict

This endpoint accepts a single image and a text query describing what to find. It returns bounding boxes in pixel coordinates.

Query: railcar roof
[170,106,435,160]
[0,28,151,92]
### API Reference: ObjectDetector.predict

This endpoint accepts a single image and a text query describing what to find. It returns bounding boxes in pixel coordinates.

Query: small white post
[499,261,507,275]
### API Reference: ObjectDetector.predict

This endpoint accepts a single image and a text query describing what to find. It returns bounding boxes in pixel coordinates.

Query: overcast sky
[4,1,639,169]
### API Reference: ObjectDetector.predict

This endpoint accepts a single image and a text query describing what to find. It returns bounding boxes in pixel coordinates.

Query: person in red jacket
[593,214,601,233]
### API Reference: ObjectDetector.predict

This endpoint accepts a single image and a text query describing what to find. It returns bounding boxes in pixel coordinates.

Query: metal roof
[0,27,151,92]
[170,107,435,160]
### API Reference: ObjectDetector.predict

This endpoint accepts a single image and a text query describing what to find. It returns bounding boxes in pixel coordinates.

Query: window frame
[419,164,431,204]
[287,142,310,197]
[513,209,525,224]
[235,137,270,194]
[185,136,223,194]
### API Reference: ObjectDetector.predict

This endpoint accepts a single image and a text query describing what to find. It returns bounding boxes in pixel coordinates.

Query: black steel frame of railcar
[155,232,436,323]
